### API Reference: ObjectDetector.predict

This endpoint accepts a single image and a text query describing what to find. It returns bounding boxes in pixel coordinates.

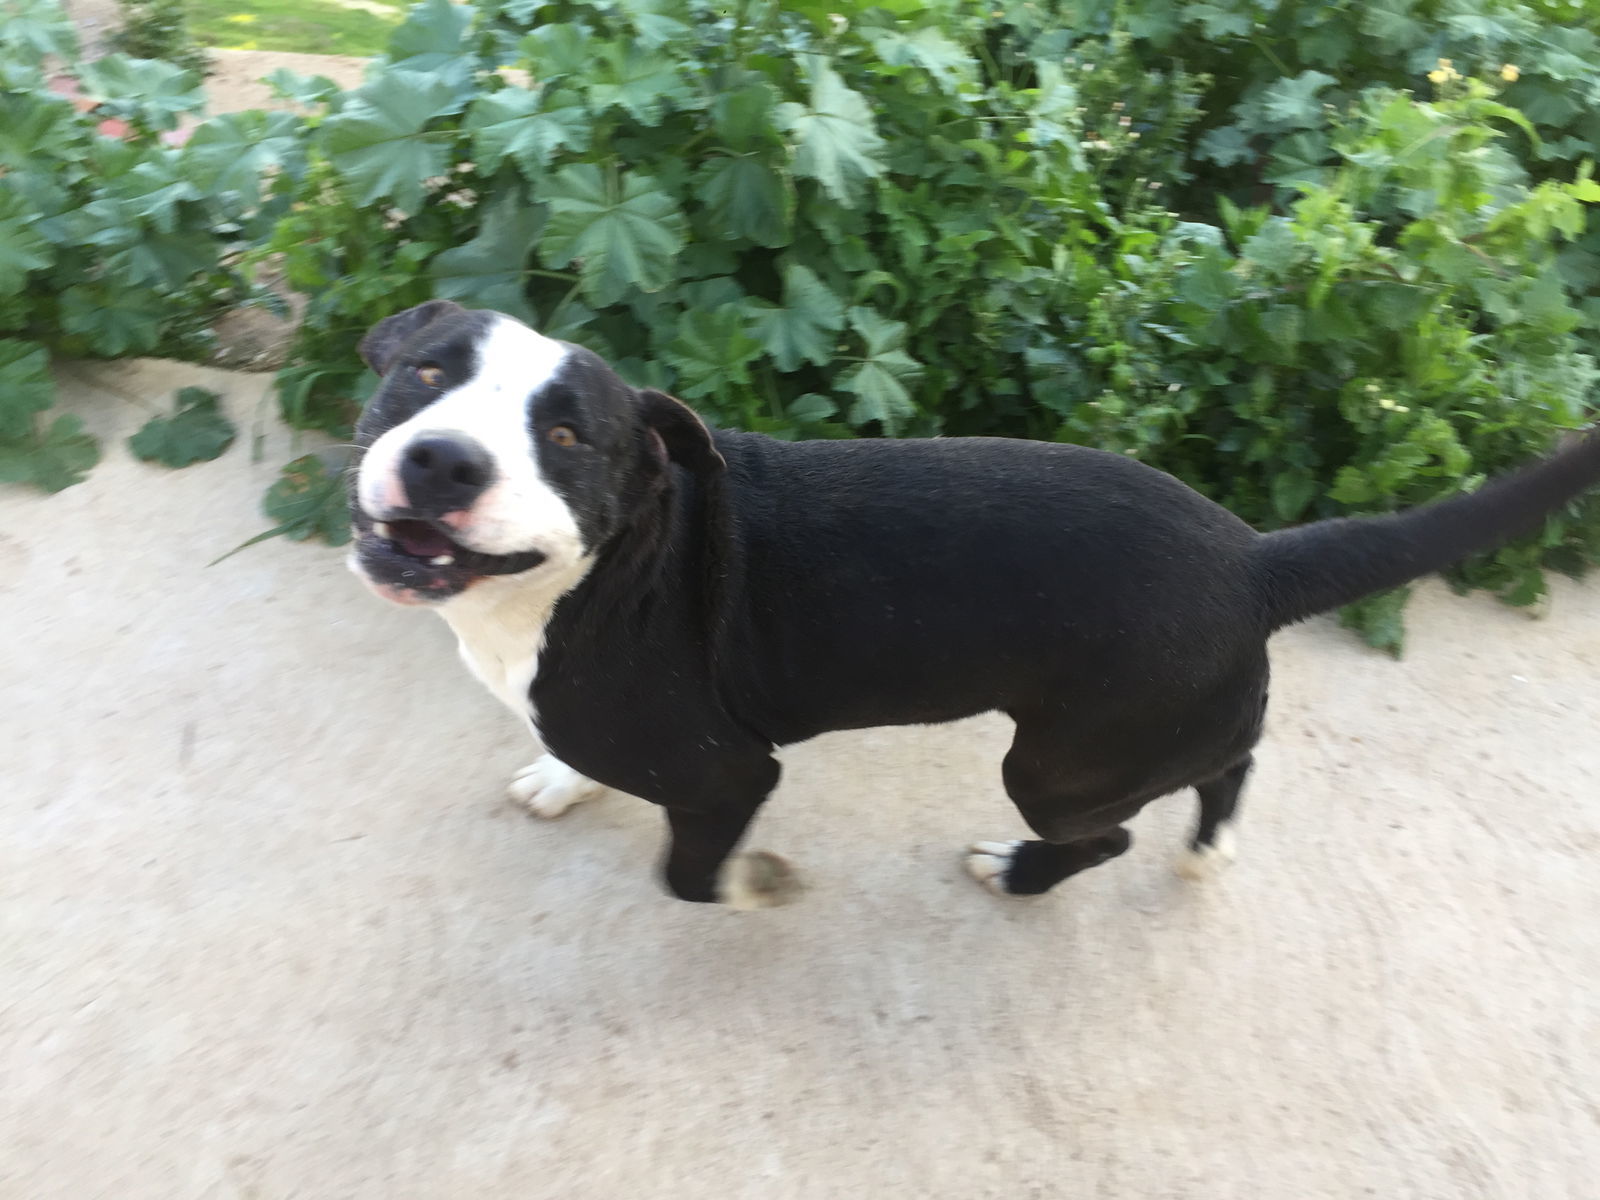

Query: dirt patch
[59,0,123,58]
[204,47,369,112]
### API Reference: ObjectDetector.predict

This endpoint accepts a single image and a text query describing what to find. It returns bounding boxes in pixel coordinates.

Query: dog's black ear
[358,300,465,374]
[638,388,725,475]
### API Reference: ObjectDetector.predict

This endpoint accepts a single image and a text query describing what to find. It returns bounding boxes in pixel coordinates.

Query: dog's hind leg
[1174,755,1252,881]
[966,829,1133,896]
[965,719,1143,898]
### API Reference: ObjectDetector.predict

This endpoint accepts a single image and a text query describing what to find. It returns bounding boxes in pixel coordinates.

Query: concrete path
[5,361,1598,1199]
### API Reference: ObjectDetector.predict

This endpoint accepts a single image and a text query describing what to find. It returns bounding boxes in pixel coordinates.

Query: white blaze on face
[356,315,584,561]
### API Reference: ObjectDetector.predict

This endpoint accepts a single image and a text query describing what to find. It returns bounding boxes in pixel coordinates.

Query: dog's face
[348,301,721,607]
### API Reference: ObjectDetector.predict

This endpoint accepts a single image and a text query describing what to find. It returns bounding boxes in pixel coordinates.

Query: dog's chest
[453,620,542,722]
[437,576,568,726]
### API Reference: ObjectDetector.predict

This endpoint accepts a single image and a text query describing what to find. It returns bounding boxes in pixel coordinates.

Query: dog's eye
[547,425,579,448]
[416,364,445,388]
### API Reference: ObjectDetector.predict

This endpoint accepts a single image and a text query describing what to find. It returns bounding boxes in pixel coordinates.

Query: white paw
[506,756,606,819]
[964,840,1023,897]
[716,851,804,910]
[1175,823,1237,882]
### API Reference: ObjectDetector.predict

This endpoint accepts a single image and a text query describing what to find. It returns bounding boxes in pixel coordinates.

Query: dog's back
[708,433,1266,743]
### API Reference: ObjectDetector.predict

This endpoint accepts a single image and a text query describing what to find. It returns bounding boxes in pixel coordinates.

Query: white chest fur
[436,561,592,727]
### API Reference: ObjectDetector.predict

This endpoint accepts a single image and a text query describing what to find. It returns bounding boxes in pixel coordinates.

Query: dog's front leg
[657,757,801,908]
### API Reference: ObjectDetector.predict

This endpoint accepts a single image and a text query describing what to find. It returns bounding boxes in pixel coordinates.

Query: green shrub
[0,0,304,489]
[261,0,1600,649]
[109,0,210,77]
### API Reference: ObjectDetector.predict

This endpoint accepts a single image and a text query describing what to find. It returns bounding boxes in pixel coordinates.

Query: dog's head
[348,301,722,607]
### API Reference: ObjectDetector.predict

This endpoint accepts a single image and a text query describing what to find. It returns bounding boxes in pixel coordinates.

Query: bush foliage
[0,0,297,488]
[6,0,1600,649]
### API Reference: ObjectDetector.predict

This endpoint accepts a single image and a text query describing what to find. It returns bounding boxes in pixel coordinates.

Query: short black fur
[354,305,1600,905]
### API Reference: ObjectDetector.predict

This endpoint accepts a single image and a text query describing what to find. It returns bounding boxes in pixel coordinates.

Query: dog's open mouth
[377,518,462,565]
[351,511,548,604]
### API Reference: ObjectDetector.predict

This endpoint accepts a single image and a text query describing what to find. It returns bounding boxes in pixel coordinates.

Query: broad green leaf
[775,56,886,205]
[1270,469,1316,522]
[0,190,52,291]
[429,191,542,319]
[185,110,306,203]
[1339,586,1411,658]
[539,163,687,305]
[520,25,591,80]
[587,42,693,126]
[101,158,199,233]
[1570,178,1600,204]
[463,87,590,176]
[60,284,165,355]
[863,27,974,92]
[387,0,473,64]
[1260,71,1338,130]
[745,263,844,371]
[128,387,236,468]
[32,414,98,491]
[1188,3,1251,38]
[1264,131,1331,189]
[321,72,463,213]
[0,413,98,493]
[836,306,922,433]
[0,0,78,62]
[76,55,204,132]
[260,453,354,546]
[617,0,692,47]
[847,305,911,358]
[787,393,836,423]
[0,90,80,167]
[712,82,780,151]
[36,197,136,251]
[661,303,762,400]
[208,452,357,560]
[1240,218,1300,273]
[1196,125,1255,168]
[0,339,54,440]
[1358,5,1426,49]
[104,231,217,291]
[265,68,341,107]
[697,154,792,247]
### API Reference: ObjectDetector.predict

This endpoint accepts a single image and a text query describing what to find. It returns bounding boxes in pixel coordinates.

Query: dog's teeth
[374,522,392,539]
[430,554,455,566]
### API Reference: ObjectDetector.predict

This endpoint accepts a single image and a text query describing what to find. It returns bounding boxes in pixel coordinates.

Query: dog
[347,299,1600,908]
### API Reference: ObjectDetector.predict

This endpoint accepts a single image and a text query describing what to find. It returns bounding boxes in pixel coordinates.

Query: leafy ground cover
[5,0,1600,651]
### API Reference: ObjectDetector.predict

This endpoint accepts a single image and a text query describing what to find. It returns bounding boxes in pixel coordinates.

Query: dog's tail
[1254,431,1600,631]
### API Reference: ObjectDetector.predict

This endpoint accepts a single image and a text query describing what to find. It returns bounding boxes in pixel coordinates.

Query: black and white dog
[349,300,1600,908]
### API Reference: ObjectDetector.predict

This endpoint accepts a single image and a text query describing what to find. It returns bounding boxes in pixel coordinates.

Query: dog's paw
[1174,824,1237,882]
[716,851,804,910]
[506,756,606,819]
[964,840,1026,897]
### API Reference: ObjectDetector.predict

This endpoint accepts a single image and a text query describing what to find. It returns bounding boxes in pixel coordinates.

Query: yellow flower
[1501,63,1520,82]
[1438,58,1453,69]
[1428,69,1448,84]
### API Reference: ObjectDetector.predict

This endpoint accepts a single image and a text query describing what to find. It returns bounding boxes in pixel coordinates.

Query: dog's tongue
[390,520,455,559]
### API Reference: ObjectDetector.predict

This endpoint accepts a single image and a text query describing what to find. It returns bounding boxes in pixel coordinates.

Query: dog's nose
[398,434,495,515]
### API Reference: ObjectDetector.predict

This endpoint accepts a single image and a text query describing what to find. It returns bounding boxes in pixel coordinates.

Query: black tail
[1255,432,1600,630]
